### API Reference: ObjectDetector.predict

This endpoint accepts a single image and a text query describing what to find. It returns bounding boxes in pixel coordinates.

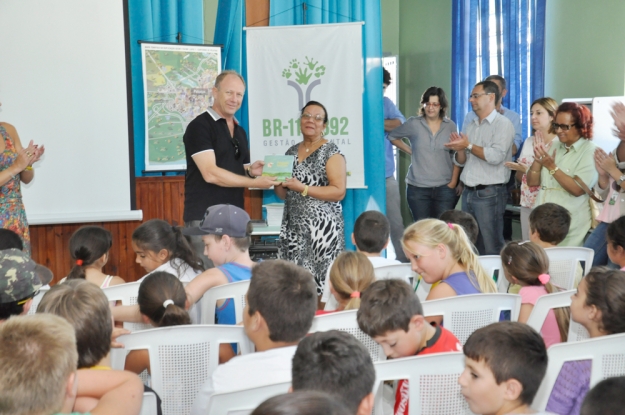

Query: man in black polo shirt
[183,70,277,264]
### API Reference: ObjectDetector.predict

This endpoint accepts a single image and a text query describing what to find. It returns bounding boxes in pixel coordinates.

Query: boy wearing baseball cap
[0,248,52,321]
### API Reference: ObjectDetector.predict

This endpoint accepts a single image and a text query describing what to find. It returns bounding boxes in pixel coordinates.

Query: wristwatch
[616,174,625,186]
[466,143,474,152]
[549,167,559,175]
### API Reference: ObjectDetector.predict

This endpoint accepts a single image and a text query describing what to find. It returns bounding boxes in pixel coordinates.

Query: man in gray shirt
[445,81,515,255]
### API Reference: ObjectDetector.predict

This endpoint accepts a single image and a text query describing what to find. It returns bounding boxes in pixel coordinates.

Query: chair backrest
[309,310,386,362]
[414,276,432,303]
[114,325,254,415]
[140,391,158,415]
[478,255,508,293]
[27,286,50,315]
[102,282,152,331]
[199,279,251,324]
[373,352,475,415]
[533,332,625,410]
[205,381,291,415]
[373,264,415,285]
[545,247,594,290]
[525,289,573,336]
[422,294,521,344]
[568,319,590,342]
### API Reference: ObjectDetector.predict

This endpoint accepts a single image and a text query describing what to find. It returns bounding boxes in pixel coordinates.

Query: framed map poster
[141,42,221,171]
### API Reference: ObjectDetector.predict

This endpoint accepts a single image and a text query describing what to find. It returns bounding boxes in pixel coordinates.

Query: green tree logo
[282,56,326,108]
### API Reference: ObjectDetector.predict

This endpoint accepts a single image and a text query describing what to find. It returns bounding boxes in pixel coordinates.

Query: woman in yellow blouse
[527,102,597,246]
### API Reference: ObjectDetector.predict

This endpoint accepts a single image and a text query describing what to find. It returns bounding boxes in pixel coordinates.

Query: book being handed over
[262,155,295,182]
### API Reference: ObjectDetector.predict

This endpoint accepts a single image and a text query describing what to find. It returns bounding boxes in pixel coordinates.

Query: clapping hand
[444,132,470,151]
[533,132,556,170]
[611,102,625,141]
[594,148,617,176]
[504,161,529,173]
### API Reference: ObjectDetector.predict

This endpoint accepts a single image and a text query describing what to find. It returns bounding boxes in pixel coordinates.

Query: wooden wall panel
[30,176,262,284]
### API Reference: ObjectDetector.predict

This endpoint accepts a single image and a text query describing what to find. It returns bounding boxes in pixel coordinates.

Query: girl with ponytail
[501,241,570,346]
[402,219,497,325]
[324,251,375,313]
[64,226,125,288]
[131,219,204,282]
[125,271,191,375]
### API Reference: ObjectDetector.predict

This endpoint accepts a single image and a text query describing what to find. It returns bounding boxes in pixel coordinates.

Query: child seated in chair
[37,279,154,414]
[291,330,375,415]
[580,376,625,415]
[0,313,143,415]
[318,251,376,315]
[459,321,553,415]
[190,260,318,415]
[526,203,582,291]
[321,210,400,308]
[357,279,461,415]
[545,267,625,415]
[113,204,255,362]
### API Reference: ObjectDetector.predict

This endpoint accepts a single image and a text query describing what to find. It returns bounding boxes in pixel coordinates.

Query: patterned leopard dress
[278,142,345,294]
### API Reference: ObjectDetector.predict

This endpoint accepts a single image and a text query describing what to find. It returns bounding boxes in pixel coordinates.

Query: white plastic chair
[545,247,594,290]
[373,352,475,415]
[27,286,50,315]
[102,282,152,332]
[205,381,291,415]
[526,289,573,336]
[140,391,158,415]
[422,294,521,344]
[568,319,590,342]
[373,263,415,285]
[414,276,432,303]
[309,309,386,362]
[113,325,254,415]
[532,332,625,410]
[199,279,250,324]
[478,255,508,293]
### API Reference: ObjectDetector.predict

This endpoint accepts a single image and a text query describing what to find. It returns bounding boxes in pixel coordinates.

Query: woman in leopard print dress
[275,101,347,295]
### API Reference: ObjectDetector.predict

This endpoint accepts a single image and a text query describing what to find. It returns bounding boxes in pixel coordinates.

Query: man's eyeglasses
[469,92,493,100]
[552,123,575,131]
[301,113,325,122]
[423,102,441,108]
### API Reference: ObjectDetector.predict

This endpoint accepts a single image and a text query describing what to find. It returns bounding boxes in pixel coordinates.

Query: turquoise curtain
[451,0,546,142]
[260,0,386,250]
[127,0,204,177]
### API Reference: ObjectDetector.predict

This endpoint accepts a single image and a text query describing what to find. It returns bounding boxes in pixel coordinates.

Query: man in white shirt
[190,260,317,415]
[444,81,515,255]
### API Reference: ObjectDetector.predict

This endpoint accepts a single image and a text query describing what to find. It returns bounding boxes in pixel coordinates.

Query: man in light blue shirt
[383,68,407,262]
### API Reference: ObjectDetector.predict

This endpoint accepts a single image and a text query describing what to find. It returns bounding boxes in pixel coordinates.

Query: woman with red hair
[526,102,598,246]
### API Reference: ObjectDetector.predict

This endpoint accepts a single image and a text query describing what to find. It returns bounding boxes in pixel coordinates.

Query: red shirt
[394,326,461,415]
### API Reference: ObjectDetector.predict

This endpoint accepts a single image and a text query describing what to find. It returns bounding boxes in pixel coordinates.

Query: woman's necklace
[303,137,322,152]
[563,143,572,154]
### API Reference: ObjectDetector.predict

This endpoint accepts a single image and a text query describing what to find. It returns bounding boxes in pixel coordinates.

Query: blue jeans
[462,184,507,255]
[583,221,618,268]
[407,184,458,222]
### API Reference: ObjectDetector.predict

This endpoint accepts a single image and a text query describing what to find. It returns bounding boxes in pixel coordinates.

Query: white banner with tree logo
[246,23,364,188]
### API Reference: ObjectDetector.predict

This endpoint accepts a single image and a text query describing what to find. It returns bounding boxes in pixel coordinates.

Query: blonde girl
[327,251,375,311]
[501,241,570,346]
[402,219,496,324]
